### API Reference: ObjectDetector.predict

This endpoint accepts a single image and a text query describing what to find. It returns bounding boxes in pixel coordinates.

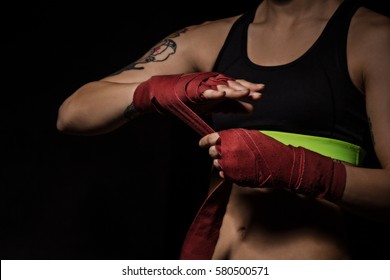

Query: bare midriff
[209,171,350,260]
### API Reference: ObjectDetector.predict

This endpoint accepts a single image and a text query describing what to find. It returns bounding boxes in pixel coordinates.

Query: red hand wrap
[133,72,234,114]
[216,128,347,201]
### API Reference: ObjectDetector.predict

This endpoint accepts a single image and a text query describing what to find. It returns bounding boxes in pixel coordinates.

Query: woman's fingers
[199,132,220,148]
[209,146,219,158]
[202,80,264,101]
[200,132,225,178]
[234,79,265,92]
[223,79,264,100]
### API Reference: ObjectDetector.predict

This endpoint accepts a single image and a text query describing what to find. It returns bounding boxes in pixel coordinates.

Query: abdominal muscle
[209,171,351,260]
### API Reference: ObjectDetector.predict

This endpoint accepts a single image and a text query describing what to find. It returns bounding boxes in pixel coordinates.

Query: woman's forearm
[341,165,390,222]
[57,81,139,135]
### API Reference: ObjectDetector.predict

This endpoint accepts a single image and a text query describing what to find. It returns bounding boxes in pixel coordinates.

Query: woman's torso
[202,0,371,259]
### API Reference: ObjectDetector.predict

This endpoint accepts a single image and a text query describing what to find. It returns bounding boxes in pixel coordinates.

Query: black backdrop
[2,0,389,260]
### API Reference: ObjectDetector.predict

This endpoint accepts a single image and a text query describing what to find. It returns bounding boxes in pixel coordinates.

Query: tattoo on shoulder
[111,28,188,76]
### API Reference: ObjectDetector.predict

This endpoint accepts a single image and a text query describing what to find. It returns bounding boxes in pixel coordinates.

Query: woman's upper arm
[56,17,237,135]
[328,11,390,217]
[362,14,390,169]
[100,17,237,84]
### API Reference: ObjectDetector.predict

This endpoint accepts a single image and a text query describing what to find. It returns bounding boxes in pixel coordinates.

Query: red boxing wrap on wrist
[133,72,234,114]
[216,128,347,201]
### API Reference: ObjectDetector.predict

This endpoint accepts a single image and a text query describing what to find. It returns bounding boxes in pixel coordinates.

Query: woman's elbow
[56,101,82,134]
[56,112,70,133]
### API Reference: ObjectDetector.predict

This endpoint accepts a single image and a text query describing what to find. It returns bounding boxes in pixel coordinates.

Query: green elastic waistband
[261,130,365,166]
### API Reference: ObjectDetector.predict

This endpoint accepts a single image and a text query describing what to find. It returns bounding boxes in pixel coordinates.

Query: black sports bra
[211,0,371,152]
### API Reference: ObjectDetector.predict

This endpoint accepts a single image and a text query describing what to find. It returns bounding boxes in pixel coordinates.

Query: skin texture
[57,0,390,259]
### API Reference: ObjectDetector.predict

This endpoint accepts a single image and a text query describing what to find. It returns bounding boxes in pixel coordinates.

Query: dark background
[2,0,389,260]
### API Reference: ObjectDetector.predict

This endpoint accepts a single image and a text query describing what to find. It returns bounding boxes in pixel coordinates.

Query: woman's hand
[199,132,225,178]
[199,128,346,201]
[133,72,264,115]
[200,78,264,114]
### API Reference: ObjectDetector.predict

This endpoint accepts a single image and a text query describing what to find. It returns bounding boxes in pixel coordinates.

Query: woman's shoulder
[180,14,243,47]
[349,6,390,63]
[352,6,390,37]
[174,14,244,71]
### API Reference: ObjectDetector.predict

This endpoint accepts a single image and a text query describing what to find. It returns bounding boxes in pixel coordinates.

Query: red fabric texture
[133,72,239,259]
[133,72,347,259]
[179,180,232,259]
[180,128,346,259]
[133,72,233,135]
